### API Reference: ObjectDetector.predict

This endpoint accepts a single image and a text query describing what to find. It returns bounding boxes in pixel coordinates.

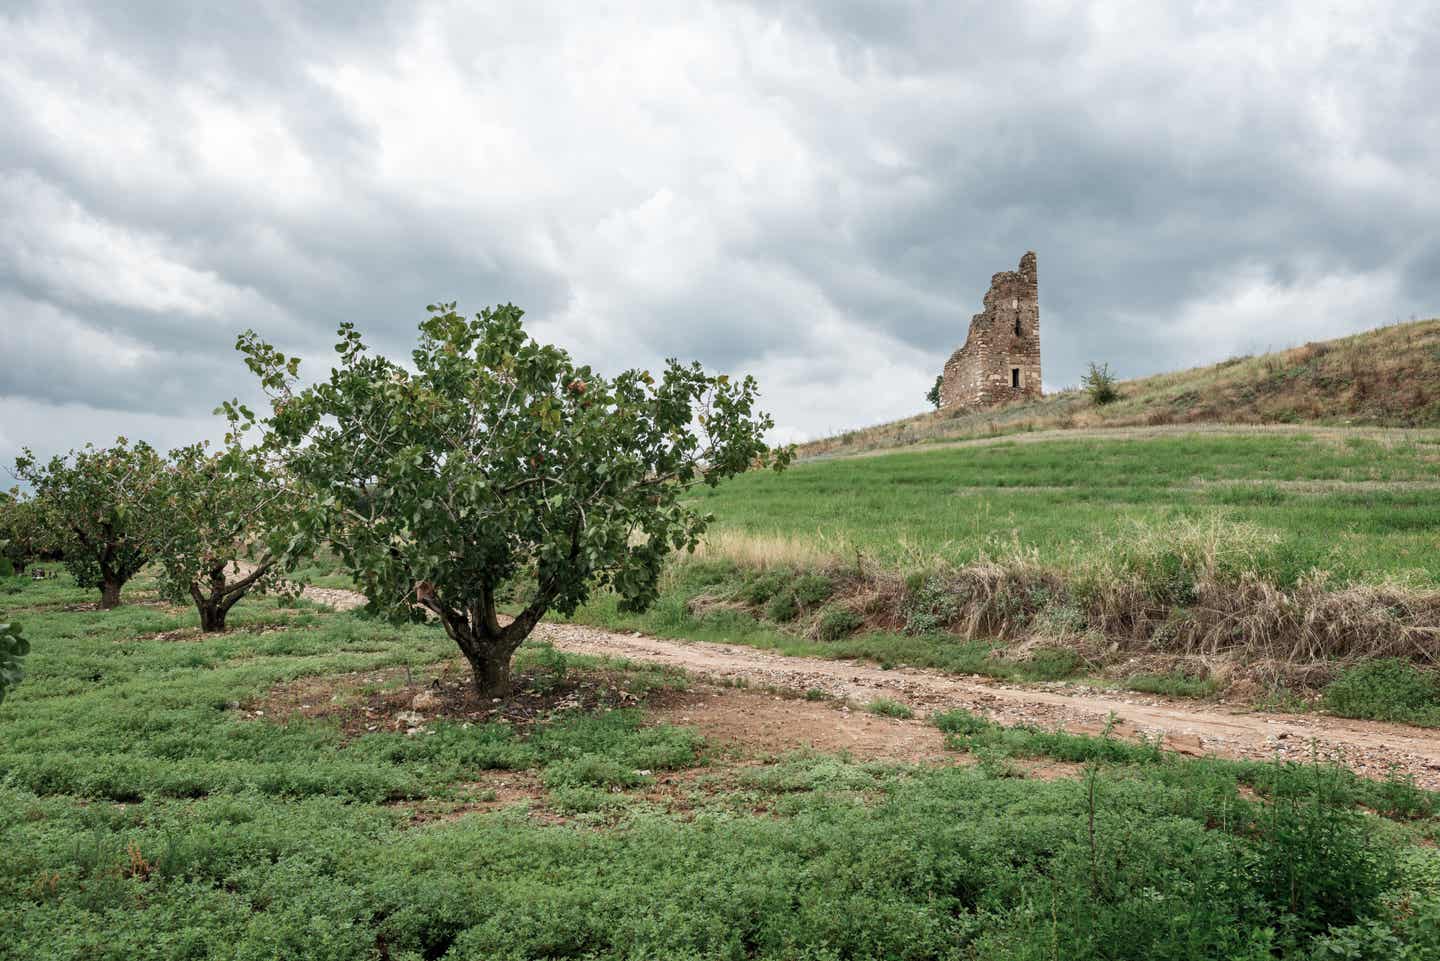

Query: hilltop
[802,318,1440,458]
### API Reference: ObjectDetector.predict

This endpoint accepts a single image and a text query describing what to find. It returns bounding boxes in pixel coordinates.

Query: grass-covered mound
[805,317,1440,457]
[3,573,1440,958]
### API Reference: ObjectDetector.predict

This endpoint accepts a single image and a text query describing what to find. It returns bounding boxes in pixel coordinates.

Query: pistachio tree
[235,303,788,696]
[15,439,168,609]
[0,489,45,575]
[152,442,295,632]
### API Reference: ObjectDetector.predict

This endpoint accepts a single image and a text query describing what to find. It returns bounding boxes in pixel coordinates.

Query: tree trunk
[100,578,123,610]
[191,565,244,633]
[197,600,228,633]
[466,650,513,699]
[417,580,552,702]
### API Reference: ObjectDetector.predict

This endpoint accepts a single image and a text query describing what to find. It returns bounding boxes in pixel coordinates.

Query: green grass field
[5,572,1440,958]
[690,431,1440,584]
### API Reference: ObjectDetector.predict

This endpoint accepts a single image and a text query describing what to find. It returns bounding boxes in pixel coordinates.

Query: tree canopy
[15,439,169,609]
[0,621,26,705]
[0,489,46,576]
[151,442,296,632]
[235,302,789,695]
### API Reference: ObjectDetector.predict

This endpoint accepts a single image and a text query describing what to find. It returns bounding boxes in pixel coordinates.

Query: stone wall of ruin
[939,251,1042,411]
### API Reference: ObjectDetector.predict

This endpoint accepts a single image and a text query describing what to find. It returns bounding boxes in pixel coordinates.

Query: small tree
[0,489,45,575]
[236,303,789,697]
[1082,362,1120,405]
[152,442,295,632]
[926,375,944,410]
[15,439,168,609]
[0,621,27,705]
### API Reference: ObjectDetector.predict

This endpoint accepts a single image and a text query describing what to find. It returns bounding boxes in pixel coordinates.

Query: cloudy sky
[2,1,1438,463]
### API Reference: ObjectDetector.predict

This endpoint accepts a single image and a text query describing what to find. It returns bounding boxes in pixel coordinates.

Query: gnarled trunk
[189,559,272,633]
[418,580,552,702]
[465,650,513,699]
[198,600,229,633]
[100,577,123,610]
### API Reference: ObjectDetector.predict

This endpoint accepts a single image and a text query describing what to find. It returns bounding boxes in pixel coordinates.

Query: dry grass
[802,317,1440,458]
[695,518,1440,678]
[691,529,854,571]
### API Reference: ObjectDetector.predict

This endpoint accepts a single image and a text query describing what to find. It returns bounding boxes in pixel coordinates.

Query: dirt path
[296,582,1440,789]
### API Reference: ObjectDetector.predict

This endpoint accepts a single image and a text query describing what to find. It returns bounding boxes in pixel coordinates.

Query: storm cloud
[2,0,1437,460]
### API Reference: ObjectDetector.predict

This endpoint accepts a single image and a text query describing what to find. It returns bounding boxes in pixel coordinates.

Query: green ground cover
[690,433,1440,583]
[4,573,1440,959]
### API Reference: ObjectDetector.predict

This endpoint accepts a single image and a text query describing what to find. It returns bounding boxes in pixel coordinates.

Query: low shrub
[792,573,834,606]
[764,590,799,623]
[735,570,791,605]
[900,572,961,634]
[815,606,861,641]
[1125,672,1219,699]
[0,620,27,705]
[1022,645,1084,681]
[1322,659,1440,726]
[932,708,992,737]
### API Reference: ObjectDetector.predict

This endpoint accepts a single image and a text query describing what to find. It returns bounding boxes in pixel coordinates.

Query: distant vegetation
[807,317,1440,458]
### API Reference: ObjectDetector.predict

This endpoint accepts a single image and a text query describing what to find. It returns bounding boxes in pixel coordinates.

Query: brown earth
[293,581,1440,789]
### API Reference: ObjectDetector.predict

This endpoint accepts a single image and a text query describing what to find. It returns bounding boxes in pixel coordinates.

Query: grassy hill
[569,352,1440,702]
[802,318,1440,458]
[690,431,1440,583]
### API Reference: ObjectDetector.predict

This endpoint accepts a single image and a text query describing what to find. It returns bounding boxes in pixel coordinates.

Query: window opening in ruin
[1011,368,1020,388]
[1014,314,1022,337]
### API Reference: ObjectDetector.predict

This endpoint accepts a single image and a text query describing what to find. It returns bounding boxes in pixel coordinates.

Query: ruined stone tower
[939,251,1041,410]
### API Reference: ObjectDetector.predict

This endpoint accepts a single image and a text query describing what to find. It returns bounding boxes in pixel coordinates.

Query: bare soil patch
[650,687,951,763]
[248,661,672,737]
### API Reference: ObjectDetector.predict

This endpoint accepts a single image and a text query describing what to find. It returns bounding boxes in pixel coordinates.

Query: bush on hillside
[792,573,834,606]
[764,590,799,622]
[815,606,861,641]
[1082,361,1121,405]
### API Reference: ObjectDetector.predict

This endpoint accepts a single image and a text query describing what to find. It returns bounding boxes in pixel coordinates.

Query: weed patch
[864,697,913,719]
[1323,658,1440,726]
